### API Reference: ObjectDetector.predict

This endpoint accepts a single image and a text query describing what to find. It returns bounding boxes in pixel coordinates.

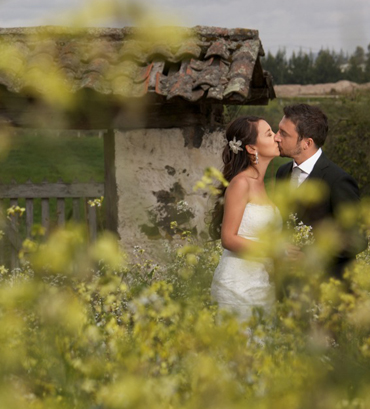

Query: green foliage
[0,183,370,408]
[346,47,367,83]
[313,49,342,84]
[287,51,315,85]
[264,49,290,84]
[262,45,370,85]
[318,92,370,196]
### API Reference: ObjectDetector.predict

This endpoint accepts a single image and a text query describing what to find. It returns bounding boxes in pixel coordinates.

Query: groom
[275,103,367,277]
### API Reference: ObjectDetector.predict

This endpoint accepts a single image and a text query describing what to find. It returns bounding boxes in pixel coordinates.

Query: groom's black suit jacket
[276,152,368,277]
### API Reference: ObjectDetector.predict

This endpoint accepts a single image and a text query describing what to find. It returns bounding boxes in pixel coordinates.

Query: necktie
[291,166,302,188]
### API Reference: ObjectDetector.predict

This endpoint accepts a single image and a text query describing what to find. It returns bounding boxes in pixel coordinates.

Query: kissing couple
[210,103,368,322]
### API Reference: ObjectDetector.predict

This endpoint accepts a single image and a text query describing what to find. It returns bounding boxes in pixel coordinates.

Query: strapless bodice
[237,202,282,241]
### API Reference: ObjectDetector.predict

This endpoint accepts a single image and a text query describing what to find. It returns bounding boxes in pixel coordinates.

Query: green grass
[0,131,104,183]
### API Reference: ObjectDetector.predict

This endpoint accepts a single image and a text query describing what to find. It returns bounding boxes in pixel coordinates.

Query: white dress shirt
[292,148,322,187]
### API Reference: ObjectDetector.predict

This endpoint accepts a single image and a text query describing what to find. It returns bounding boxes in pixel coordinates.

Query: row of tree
[262,45,370,84]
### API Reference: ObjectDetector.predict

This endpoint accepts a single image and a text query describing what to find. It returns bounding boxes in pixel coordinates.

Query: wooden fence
[0,180,104,269]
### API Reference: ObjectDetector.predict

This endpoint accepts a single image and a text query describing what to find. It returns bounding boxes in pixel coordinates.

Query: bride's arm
[221,177,257,255]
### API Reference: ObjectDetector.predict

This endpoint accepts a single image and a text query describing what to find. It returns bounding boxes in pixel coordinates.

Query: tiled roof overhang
[0,26,275,106]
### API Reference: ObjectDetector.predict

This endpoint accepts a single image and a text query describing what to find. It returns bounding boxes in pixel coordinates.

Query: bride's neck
[245,159,270,180]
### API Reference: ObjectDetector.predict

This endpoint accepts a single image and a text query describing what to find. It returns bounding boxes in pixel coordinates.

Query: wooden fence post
[87,200,97,242]
[26,198,34,238]
[57,198,65,226]
[9,198,19,269]
[41,198,50,236]
[0,180,105,269]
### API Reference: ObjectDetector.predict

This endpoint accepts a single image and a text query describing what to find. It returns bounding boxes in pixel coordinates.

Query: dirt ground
[274,80,370,98]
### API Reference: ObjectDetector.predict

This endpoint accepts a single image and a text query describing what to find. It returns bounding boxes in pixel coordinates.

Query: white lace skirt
[211,249,275,322]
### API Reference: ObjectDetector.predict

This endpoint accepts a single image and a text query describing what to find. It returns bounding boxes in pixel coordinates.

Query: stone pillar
[113,127,224,257]
[103,129,118,235]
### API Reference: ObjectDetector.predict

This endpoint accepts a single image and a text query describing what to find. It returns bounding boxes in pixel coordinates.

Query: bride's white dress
[211,203,282,322]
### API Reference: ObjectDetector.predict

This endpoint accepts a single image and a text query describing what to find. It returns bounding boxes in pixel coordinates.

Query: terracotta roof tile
[167,73,196,100]
[118,41,147,63]
[223,76,251,99]
[111,76,148,98]
[176,42,202,60]
[189,58,213,71]
[0,26,275,105]
[27,53,55,71]
[207,84,225,100]
[148,61,165,89]
[112,60,138,79]
[59,52,80,71]
[133,64,152,84]
[229,59,254,80]
[204,39,230,60]
[155,72,168,96]
[193,65,221,88]
[79,71,108,93]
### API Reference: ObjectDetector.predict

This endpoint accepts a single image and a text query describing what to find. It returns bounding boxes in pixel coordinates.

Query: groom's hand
[284,244,304,261]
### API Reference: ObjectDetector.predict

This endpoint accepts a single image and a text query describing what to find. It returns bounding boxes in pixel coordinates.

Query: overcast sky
[0,0,369,56]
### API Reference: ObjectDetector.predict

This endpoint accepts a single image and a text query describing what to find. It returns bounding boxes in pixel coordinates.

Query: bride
[210,116,285,322]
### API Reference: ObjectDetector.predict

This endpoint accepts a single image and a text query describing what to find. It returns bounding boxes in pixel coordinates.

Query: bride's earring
[255,151,259,164]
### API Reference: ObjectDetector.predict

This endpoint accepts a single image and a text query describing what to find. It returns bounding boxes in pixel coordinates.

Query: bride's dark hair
[209,115,262,240]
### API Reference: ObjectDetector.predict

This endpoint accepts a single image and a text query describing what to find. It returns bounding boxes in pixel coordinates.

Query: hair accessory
[255,151,259,164]
[229,137,243,154]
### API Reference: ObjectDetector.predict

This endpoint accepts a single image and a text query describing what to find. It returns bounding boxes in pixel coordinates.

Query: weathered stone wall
[114,128,224,257]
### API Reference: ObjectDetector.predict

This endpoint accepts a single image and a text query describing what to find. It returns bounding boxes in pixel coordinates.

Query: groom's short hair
[283,104,328,148]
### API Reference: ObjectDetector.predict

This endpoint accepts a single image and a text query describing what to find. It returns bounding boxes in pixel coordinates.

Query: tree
[346,46,365,83]
[286,50,314,84]
[336,49,348,66]
[312,49,341,83]
[262,49,288,85]
[364,44,370,82]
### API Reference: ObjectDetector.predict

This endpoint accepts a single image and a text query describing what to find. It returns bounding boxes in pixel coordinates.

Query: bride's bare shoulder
[226,173,250,195]
[229,172,250,186]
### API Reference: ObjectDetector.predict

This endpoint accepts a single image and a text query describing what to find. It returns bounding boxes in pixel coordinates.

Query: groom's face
[275,116,302,158]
